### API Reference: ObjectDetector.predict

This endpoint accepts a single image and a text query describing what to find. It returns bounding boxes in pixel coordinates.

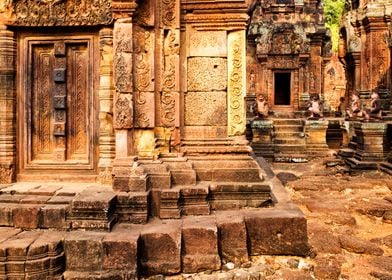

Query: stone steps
[271,118,308,162]
[345,157,378,170]
[0,207,310,279]
[274,138,306,145]
[379,162,392,175]
[273,125,304,132]
[272,119,304,126]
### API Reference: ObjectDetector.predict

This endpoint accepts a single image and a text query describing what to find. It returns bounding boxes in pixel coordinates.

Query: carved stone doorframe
[0,0,120,183]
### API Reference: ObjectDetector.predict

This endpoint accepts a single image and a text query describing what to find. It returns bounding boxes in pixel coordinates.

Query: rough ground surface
[150,156,392,280]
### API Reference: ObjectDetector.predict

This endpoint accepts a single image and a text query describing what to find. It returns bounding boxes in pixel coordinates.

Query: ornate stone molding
[98,28,115,184]
[184,13,249,30]
[228,30,246,136]
[12,0,113,26]
[0,27,15,183]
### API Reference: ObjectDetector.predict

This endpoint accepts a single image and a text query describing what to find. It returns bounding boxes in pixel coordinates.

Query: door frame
[17,32,99,179]
[272,70,293,111]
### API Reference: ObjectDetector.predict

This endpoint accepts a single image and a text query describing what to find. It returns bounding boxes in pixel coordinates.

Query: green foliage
[323,0,346,52]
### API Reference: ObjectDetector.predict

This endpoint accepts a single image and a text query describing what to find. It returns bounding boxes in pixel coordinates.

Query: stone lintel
[363,15,390,32]
[184,13,249,31]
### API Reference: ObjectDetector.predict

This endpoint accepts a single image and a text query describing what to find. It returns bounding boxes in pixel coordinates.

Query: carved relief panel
[12,0,113,26]
[18,34,98,172]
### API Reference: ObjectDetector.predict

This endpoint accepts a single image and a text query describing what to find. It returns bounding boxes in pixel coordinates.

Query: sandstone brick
[217,212,248,265]
[12,205,42,229]
[140,219,182,276]
[40,205,69,229]
[102,228,139,274]
[64,231,105,271]
[245,208,310,256]
[0,203,15,226]
[182,216,221,273]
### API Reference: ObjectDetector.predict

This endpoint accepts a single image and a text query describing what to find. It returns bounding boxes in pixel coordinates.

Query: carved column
[133,1,156,158]
[351,51,361,92]
[228,30,246,136]
[98,28,115,184]
[113,18,134,158]
[308,33,324,96]
[156,0,181,154]
[0,26,15,184]
[362,15,390,92]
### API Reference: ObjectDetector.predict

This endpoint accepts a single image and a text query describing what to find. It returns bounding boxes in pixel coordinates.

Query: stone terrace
[0,177,309,279]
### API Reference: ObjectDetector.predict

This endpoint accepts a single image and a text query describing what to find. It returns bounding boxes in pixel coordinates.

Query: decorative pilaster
[98,28,116,185]
[228,30,246,136]
[157,0,181,153]
[113,18,134,157]
[362,15,391,92]
[0,26,15,184]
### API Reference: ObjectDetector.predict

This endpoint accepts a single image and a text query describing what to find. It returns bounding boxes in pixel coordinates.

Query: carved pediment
[251,23,310,56]
[12,0,113,26]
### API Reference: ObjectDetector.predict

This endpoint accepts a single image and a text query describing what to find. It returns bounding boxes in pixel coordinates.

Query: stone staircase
[0,150,310,279]
[379,159,392,175]
[272,119,308,162]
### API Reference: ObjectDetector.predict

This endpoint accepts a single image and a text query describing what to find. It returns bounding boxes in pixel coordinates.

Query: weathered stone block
[12,205,41,229]
[189,31,227,57]
[185,92,227,126]
[40,205,69,229]
[187,57,227,92]
[217,213,249,265]
[160,189,180,219]
[140,220,182,276]
[0,203,14,226]
[182,216,221,273]
[180,184,210,216]
[64,232,105,271]
[102,229,138,274]
[245,208,310,256]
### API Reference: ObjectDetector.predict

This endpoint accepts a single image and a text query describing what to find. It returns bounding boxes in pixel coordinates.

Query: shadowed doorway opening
[274,72,291,106]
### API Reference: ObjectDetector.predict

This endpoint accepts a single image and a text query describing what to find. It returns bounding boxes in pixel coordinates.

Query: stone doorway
[17,34,99,180]
[274,72,291,106]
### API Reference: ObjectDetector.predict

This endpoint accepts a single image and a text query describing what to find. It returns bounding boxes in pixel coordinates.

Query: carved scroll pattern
[160,0,177,28]
[133,25,154,128]
[228,32,246,136]
[113,21,133,129]
[161,29,179,129]
[12,0,113,26]
[114,94,132,128]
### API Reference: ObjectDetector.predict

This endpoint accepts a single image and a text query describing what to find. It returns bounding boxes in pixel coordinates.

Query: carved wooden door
[19,35,98,175]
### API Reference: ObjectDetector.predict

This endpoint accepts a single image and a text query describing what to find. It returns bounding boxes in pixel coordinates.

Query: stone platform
[0,173,310,279]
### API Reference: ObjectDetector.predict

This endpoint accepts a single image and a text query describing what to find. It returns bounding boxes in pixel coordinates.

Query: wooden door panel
[31,45,55,161]
[19,35,97,173]
[66,43,89,162]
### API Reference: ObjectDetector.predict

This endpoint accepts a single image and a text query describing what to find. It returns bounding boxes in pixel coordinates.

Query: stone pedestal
[304,120,329,155]
[250,119,274,160]
[353,121,388,162]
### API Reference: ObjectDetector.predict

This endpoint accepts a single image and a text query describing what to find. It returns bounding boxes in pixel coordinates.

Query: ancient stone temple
[247,0,327,114]
[0,0,313,278]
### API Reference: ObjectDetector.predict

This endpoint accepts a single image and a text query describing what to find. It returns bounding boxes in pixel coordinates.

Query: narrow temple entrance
[274,72,291,106]
[18,34,99,179]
